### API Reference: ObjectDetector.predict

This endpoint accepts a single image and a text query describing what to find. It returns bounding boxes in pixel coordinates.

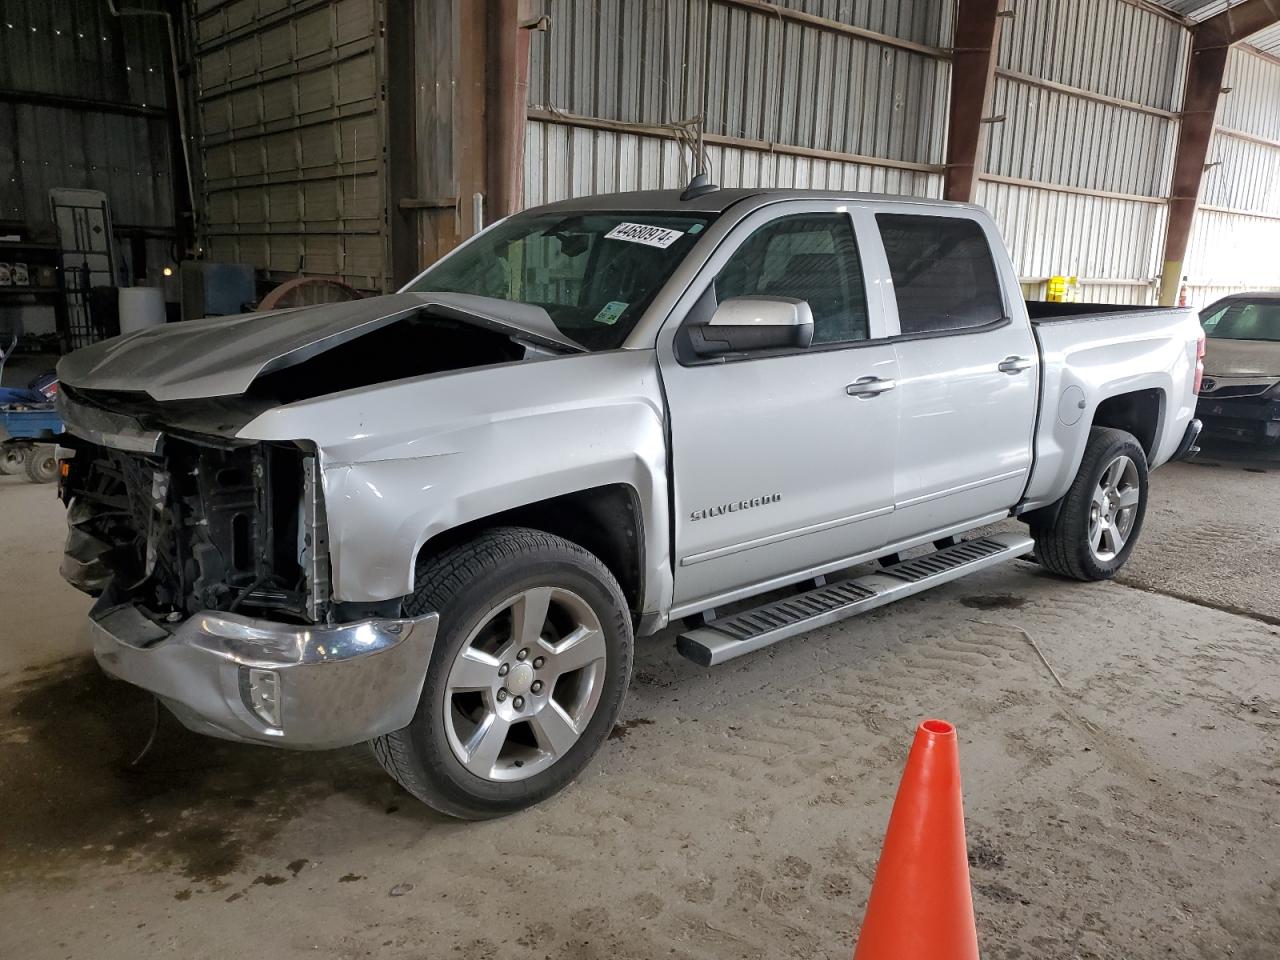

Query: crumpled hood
[1203,337,1280,378]
[57,291,580,402]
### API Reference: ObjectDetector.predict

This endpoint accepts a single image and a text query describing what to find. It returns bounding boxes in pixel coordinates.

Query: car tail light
[1193,332,1206,394]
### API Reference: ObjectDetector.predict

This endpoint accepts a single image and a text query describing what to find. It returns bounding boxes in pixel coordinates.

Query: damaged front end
[55,386,438,749]
[48,291,581,747]
[59,404,329,624]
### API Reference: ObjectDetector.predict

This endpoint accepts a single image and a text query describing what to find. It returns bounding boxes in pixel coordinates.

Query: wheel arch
[415,484,648,616]
[1091,387,1165,459]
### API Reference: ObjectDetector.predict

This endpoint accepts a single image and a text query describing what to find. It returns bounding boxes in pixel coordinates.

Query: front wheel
[1031,427,1149,581]
[1,444,27,476]
[370,527,633,819]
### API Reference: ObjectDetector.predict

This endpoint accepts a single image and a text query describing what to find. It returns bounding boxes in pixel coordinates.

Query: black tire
[24,445,57,484]
[370,526,633,819]
[0,444,27,476]
[1031,427,1149,581]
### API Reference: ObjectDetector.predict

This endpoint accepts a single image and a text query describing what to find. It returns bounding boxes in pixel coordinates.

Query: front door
[657,203,900,614]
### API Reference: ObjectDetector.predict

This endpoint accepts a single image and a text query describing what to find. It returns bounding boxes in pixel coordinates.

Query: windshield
[1201,300,1280,343]
[406,212,713,350]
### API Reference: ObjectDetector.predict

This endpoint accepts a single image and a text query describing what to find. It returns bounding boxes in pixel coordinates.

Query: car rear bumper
[1196,396,1280,443]
[89,600,438,750]
[1171,418,1203,461]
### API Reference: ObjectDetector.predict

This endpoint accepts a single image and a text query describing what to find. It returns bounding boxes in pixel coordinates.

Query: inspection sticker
[605,222,684,248]
[592,300,629,325]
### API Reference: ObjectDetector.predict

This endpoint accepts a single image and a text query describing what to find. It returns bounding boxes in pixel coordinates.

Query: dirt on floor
[1,442,1278,960]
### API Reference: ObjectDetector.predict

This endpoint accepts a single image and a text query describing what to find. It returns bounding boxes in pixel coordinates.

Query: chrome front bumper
[89,601,438,750]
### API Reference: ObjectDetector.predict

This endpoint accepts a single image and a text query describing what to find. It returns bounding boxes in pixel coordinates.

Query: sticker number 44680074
[605,222,685,248]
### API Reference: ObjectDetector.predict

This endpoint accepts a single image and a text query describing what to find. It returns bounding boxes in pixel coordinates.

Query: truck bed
[1026,300,1176,322]
[1020,300,1202,510]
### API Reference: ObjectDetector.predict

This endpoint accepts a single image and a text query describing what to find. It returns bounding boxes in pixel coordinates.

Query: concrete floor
[1,442,1278,959]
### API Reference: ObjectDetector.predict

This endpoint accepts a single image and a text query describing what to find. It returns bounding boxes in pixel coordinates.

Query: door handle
[997,355,1034,375]
[846,376,896,398]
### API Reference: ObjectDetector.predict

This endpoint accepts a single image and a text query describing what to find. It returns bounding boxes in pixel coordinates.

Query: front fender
[239,350,671,614]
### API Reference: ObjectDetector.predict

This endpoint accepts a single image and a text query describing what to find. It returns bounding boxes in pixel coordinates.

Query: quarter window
[715,213,869,345]
[877,214,1004,335]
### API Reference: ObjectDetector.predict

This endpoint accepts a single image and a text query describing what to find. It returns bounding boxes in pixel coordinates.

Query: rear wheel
[370,527,633,819]
[24,445,57,484]
[1031,427,1148,581]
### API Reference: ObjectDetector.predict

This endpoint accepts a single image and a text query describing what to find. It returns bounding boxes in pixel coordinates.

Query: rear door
[872,209,1039,537]
[656,201,899,614]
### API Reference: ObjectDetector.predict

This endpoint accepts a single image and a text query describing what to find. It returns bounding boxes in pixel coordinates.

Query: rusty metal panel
[997,0,1189,112]
[1218,47,1280,141]
[977,178,1166,286]
[1151,1,1232,20]
[193,0,389,292]
[1202,130,1280,216]
[1245,21,1280,53]
[0,0,175,233]
[523,118,943,205]
[527,0,948,165]
[983,76,1179,198]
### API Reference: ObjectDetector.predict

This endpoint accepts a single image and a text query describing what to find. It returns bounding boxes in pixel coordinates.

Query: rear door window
[876,214,1005,336]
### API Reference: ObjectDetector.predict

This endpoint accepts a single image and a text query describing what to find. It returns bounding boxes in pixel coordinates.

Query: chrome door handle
[998,355,1034,374]
[846,376,896,398]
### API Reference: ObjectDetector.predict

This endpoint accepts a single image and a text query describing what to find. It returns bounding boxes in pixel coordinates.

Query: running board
[675,533,1035,666]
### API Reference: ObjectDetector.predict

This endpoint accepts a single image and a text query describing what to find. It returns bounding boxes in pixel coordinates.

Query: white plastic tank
[117,286,166,334]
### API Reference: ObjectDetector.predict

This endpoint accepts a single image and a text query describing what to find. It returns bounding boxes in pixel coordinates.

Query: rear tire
[24,445,57,484]
[1031,427,1148,581]
[370,527,633,819]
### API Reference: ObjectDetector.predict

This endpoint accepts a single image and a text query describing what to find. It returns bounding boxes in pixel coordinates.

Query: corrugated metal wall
[978,0,1187,304]
[1182,47,1280,305]
[193,0,388,292]
[0,1,175,233]
[524,0,950,206]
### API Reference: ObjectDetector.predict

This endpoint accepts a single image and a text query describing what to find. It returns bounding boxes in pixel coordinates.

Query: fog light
[242,667,282,728]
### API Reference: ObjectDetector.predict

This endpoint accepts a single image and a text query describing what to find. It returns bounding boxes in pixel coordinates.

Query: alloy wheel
[1088,454,1140,562]
[443,586,607,782]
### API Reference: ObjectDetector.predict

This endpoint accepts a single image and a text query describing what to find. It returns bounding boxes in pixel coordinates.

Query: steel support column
[1158,0,1280,305]
[486,0,536,221]
[944,0,1002,203]
[386,0,419,288]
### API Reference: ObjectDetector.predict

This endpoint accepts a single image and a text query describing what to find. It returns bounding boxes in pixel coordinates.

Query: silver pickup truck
[54,187,1204,818]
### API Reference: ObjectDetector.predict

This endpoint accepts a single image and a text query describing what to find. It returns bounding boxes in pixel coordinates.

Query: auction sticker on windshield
[605,222,685,248]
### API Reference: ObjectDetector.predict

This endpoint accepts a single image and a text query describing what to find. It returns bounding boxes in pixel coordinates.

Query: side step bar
[676,533,1035,666]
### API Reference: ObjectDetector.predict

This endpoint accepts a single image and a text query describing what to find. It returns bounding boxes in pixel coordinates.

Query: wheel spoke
[1103,519,1123,554]
[1089,520,1104,551]
[462,712,510,776]
[1105,458,1125,491]
[528,701,581,758]
[547,625,606,677]
[450,648,501,691]
[1116,485,1140,509]
[511,587,552,650]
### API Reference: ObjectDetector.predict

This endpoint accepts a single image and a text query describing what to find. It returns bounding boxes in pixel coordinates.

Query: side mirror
[688,297,815,356]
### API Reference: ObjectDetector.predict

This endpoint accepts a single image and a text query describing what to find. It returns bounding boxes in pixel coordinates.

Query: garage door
[192,0,388,293]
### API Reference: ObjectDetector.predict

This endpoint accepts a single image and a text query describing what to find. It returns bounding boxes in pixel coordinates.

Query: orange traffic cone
[853,719,979,960]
